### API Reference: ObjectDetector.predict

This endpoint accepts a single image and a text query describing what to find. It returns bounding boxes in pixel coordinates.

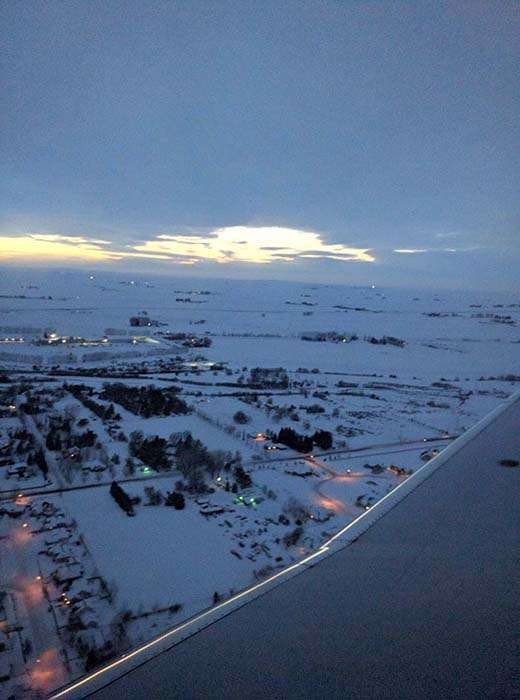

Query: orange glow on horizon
[0,227,375,266]
[0,234,119,261]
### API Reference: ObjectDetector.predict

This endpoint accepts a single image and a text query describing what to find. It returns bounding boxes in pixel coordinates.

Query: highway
[50,391,520,698]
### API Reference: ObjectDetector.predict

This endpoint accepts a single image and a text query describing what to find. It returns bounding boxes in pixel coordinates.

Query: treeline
[100,383,190,417]
[67,384,121,421]
[110,481,134,516]
[275,427,333,453]
[249,367,289,389]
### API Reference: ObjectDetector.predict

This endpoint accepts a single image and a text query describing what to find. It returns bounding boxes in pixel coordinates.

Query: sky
[1,0,519,291]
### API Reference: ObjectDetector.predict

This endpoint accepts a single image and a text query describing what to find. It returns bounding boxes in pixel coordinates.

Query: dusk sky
[1,0,519,291]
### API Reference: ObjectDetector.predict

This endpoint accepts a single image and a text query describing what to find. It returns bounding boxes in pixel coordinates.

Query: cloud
[28,234,112,246]
[132,226,374,264]
[434,231,461,240]
[156,231,219,240]
[0,233,119,261]
[0,226,374,267]
[394,246,483,255]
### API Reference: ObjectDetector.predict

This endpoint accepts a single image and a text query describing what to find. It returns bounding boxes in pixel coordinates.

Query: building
[129,312,159,327]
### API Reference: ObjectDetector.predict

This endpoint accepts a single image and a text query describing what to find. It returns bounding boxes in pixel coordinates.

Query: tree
[105,403,117,420]
[165,491,185,509]
[35,448,48,478]
[233,410,250,425]
[124,457,135,476]
[234,465,252,489]
[73,430,97,449]
[46,428,61,451]
[100,383,189,417]
[22,638,33,658]
[141,437,168,469]
[110,481,134,515]
[129,431,144,457]
[276,427,313,453]
[144,486,163,505]
[312,430,333,450]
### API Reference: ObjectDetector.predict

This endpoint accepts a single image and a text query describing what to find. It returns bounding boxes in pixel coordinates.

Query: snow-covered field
[0,266,518,697]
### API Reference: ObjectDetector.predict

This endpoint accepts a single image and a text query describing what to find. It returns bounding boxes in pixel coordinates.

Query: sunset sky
[1,1,518,290]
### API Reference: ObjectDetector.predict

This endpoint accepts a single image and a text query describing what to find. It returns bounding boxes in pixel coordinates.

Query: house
[44,531,72,547]
[0,504,25,518]
[7,463,27,478]
[51,561,84,586]
[300,331,355,344]
[31,501,58,518]
[130,312,159,327]
[182,336,212,348]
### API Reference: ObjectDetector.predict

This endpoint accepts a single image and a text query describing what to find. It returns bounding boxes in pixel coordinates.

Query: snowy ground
[0,267,518,697]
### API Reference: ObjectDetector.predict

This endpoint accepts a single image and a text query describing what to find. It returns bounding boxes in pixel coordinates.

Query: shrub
[144,486,163,505]
[500,459,519,468]
[164,491,185,509]
[283,526,303,547]
[233,410,250,424]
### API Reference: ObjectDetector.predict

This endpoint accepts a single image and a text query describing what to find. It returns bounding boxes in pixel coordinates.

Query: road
[252,434,456,465]
[0,436,450,503]
[1,519,67,694]
[303,452,404,518]
[52,391,519,699]
[0,470,174,502]
[304,454,365,517]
